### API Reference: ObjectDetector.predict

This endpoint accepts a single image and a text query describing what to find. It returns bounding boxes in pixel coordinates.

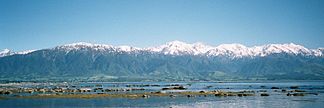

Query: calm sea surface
[1,81,324,108]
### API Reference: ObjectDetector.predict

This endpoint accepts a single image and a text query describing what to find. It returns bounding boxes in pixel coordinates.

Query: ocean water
[1,81,324,108]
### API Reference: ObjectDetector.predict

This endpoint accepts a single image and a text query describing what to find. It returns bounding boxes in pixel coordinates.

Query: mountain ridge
[1,41,323,81]
[1,41,323,58]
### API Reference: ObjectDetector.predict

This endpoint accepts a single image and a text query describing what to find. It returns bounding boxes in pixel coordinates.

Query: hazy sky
[1,0,324,51]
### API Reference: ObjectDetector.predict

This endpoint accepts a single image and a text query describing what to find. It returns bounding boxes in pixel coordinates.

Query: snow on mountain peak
[65,42,94,46]
[146,41,213,55]
[206,44,251,57]
[0,49,36,57]
[0,49,12,57]
[192,42,214,54]
[146,41,191,55]
[312,48,324,56]
[254,43,312,56]
[116,45,141,52]
[55,41,324,57]
[217,43,247,49]
[1,41,322,58]
[58,42,141,53]
[1,49,10,53]
[162,41,195,55]
[63,42,113,48]
[216,44,248,52]
[16,50,36,55]
[165,40,188,46]
[57,42,114,51]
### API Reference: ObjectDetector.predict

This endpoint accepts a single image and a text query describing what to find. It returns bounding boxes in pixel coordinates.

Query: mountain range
[1,41,324,81]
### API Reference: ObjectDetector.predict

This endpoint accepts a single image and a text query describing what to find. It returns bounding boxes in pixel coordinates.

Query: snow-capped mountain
[145,41,214,55]
[1,41,324,81]
[1,41,323,58]
[55,42,141,53]
[206,44,252,57]
[15,50,36,55]
[0,49,36,57]
[0,49,12,57]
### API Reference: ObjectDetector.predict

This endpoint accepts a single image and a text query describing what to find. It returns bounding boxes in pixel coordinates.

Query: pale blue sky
[1,0,324,51]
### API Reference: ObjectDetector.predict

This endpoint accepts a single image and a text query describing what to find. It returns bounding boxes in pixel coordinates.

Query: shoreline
[1,80,324,84]
[15,91,255,99]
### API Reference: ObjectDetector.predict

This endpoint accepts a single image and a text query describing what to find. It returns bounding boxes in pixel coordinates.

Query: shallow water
[1,81,324,108]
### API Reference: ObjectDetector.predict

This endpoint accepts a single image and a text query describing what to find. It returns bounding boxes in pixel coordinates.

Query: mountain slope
[0,41,323,81]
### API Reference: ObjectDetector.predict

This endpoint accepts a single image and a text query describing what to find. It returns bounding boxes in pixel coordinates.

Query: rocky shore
[0,82,320,100]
